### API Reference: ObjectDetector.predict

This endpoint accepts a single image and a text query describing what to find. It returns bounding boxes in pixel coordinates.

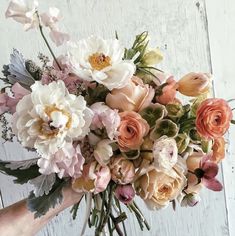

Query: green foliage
[0,159,40,184]
[151,119,179,140]
[27,179,68,218]
[86,84,109,105]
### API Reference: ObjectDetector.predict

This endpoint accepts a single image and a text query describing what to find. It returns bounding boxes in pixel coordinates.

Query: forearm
[0,187,83,236]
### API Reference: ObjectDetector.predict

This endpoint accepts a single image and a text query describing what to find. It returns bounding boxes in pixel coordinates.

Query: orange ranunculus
[156,77,178,105]
[211,137,226,163]
[196,98,232,139]
[118,111,149,151]
[106,76,155,112]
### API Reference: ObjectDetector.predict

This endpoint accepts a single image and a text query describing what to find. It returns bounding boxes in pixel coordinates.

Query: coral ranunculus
[196,98,232,139]
[118,111,150,151]
[211,137,226,163]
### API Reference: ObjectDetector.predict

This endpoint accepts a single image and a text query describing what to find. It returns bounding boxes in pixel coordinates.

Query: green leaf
[0,159,40,184]
[27,179,67,218]
[86,85,109,105]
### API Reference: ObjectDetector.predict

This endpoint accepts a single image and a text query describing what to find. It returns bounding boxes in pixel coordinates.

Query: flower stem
[35,11,62,70]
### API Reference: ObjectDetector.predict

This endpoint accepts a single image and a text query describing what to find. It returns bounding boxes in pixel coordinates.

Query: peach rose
[109,156,135,184]
[135,159,187,209]
[72,161,111,194]
[106,76,155,112]
[156,77,178,105]
[118,111,150,151]
[211,137,226,163]
[196,98,232,139]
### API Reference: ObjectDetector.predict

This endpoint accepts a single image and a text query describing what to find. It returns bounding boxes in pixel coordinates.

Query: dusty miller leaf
[0,159,40,184]
[7,49,35,87]
[29,174,56,197]
[27,179,67,218]
[5,158,39,170]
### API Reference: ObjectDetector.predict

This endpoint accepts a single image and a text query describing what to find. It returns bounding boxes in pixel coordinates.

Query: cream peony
[67,36,135,90]
[13,81,93,157]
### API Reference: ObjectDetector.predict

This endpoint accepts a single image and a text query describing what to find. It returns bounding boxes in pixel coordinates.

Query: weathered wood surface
[0,0,234,235]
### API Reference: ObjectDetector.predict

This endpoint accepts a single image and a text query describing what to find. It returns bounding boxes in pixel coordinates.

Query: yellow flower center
[88,53,111,70]
[38,106,72,139]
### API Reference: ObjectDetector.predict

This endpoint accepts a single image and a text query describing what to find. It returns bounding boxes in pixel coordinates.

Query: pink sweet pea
[156,77,178,105]
[194,153,223,191]
[40,7,70,46]
[5,0,39,31]
[0,83,30,115]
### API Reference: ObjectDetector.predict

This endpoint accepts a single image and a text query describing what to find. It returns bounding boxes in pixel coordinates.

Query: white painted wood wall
[0,0,235,235]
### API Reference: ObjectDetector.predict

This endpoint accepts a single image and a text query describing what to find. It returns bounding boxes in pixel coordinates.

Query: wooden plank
[205,1,235,236]
[0,0,230,235]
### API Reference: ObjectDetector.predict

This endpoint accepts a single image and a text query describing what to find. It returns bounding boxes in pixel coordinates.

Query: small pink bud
[115,184,135,204]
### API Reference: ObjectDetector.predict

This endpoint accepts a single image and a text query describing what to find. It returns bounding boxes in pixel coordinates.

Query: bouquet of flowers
[0,1,234,235]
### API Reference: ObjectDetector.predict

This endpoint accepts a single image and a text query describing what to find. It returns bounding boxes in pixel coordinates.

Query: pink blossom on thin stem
[195,153,223,191]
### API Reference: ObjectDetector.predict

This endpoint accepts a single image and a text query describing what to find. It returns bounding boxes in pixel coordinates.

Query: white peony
[152,136,178,172]
[67,36,135,90]
[13,80,93,157]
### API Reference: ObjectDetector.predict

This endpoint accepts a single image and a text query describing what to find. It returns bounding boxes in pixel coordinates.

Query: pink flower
[40,7,70,46]
[37,143,85,179]
[117,111,149,151]
[90,102,120,140]
[156,77,178,105]
[194,153,223,191]
[41,69,82,94]
[72,161,111,194]
[0,83,30,115]
[115,184,135,204]
[5,0,39,31]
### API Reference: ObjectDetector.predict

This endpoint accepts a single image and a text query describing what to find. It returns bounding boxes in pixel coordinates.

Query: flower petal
[202,178,223,191]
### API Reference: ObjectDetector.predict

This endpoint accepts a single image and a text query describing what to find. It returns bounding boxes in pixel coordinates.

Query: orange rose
[211,137,226,163]
[118,111,149,151]
[156,77,178,105]
[196,98,232,139]
[106,76,154,112]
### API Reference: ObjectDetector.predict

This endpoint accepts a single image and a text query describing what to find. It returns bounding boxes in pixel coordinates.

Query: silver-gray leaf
[8,49,35,86]
[29,174,56,197]
[5,158,39,170]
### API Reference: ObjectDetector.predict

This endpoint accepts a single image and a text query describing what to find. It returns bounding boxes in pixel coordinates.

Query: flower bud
[175,133,190,154]
[109,156,135,184]
[166,102,184,119]
[94,139,113,166]
[150,119,179,140]
[181,193,201,207]
[141,48,163,66]
[115,184,135,204]
[178,72,212,97]
[140,103,167,128]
